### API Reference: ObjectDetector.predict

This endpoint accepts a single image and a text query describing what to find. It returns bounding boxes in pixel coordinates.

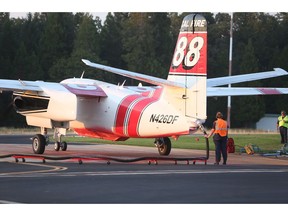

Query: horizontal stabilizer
[207,68,288,87]
[82,59,186,88]
[207,87,288,97]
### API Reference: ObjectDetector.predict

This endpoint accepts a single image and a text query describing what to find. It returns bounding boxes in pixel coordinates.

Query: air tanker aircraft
[1,14,288,155]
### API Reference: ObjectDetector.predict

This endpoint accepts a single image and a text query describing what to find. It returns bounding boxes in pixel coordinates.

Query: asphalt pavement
[1,134,288,205]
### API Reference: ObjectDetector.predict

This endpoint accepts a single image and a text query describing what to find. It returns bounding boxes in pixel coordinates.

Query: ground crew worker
[205,112,228,165]
[277,110,288,144]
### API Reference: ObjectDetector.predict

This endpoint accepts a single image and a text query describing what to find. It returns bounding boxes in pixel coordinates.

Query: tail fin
[168,14,207,120]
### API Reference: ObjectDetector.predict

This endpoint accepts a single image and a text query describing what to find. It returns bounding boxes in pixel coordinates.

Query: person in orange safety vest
[205,112,228,165]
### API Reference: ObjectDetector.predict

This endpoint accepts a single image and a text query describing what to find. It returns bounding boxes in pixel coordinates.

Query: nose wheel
[54,141,68,151]
[32,127,69,154]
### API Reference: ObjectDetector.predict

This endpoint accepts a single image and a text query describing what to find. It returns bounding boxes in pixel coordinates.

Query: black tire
[54,142,60,151]
[32,134,46,154]
[157,137,171,156]
[61,141,67,151]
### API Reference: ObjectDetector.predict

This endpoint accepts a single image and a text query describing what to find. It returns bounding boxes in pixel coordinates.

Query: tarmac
[1,135,288,204]
[0,134,288,166]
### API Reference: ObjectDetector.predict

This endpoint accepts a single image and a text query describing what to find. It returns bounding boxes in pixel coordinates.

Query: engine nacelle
[46,92,77,121]
[13,85,77,122]
[12,94,49,113]
[13,96,24,110]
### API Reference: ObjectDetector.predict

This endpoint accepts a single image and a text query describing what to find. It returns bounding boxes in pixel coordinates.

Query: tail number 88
[172,36,204,68]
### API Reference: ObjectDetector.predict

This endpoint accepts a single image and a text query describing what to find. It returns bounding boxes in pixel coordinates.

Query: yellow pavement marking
[0,162,67,176]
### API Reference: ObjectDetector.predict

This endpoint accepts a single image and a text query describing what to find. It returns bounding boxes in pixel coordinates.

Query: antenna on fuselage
[121,80,126,87]
[118,80,126,89]
[80,71,85,79]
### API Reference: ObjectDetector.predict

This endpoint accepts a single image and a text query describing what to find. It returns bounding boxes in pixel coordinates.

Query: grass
[63,133,283,154]
[0,127,284,153]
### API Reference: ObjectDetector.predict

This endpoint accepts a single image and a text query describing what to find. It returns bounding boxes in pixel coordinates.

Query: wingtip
[274,68,288,74]
[81,59,90,65]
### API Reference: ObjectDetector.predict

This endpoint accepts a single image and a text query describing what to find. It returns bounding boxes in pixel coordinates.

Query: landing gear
[54,142,60,151]
[54,141,68,151]
[61,141,67,151]
[32,127,68,154]
[32,134,46,154]
[154,137,171,156]
[53,128,68,152]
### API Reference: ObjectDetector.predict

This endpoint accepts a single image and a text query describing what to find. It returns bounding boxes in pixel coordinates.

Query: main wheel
[157,137,171,156]
[32,134,46,154]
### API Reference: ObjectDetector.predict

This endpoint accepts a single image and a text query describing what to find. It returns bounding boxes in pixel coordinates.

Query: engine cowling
[12,94,49,113]
[13,96,25,110]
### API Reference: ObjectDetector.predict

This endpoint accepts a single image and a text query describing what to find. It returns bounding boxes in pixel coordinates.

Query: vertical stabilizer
[168,14,207,120]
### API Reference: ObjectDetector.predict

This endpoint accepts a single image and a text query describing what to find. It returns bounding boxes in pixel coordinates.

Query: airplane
[1,13,288,156]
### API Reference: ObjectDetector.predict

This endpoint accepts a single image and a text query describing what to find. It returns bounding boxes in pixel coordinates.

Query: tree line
[1,12,288,128]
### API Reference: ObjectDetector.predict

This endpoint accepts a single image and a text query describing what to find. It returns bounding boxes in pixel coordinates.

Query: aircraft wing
[0,79,42,92]
[82,59,186,88]
[207,87,288,97]
[207,68,288,87]
[0,79,107,98]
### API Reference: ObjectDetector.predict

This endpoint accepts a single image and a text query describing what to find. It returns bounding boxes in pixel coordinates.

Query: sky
[6,0,288,24]
[3,0,288,13]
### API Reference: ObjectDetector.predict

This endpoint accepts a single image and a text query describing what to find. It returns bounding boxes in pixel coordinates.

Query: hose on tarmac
[0,128,209,164]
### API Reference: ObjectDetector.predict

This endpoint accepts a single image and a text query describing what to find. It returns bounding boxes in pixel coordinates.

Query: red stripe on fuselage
[127,88,162,137]
[114,88,162,137]
[114,94,140,135]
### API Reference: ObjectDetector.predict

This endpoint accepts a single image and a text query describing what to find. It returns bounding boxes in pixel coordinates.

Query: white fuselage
[20,78,199,141]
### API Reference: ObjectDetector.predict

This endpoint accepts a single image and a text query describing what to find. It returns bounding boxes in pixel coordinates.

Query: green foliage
[122,13,172,81]
[63,133,283,153]
[231,39,265,127]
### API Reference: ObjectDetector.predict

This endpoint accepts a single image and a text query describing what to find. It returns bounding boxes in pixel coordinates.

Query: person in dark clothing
[277,110,288,154]
[277,110,288,144]
[205,112,228,165]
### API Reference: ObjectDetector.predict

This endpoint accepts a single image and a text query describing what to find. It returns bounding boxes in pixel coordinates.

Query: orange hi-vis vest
[215,119,228,136]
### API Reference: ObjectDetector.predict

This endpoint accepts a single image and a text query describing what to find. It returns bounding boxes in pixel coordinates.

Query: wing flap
[207,87,288,97]
[82,59,186,88]
[207,68,288,87]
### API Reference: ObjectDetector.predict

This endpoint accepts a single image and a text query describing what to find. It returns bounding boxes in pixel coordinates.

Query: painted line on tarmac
[74,168,288,176]
[2,167,288,178]
[0,162,67,177]
[0,200,23,204]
